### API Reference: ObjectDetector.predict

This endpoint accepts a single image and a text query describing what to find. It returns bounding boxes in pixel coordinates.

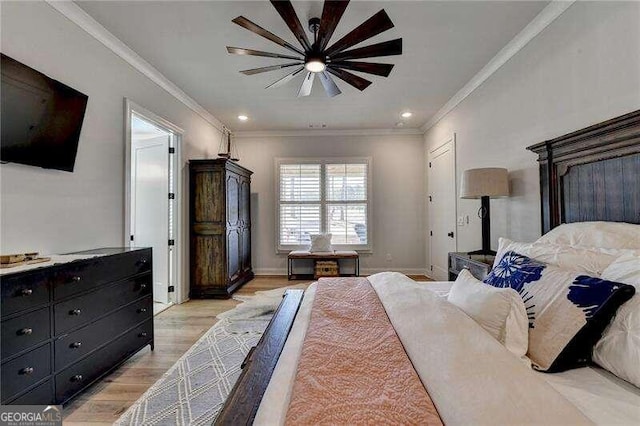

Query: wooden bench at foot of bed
[287,250,359,280]
[215,289,304,426]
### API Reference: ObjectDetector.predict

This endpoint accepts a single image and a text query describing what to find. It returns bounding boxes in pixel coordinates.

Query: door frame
[426,133,458,279]
[124,99,185,304]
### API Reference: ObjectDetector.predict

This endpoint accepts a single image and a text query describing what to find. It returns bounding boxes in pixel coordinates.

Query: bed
[216,109,640,425]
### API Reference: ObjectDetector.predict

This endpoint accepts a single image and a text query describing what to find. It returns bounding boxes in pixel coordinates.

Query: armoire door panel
[194,170,224,223]
[241,228,251,272]
[227,174,239,227]
[193,235,225,287]
[240,177,251,226]
[227,229,240,281]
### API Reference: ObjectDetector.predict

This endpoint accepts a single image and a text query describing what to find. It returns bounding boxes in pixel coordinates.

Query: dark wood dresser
[0,247,153,405]
[189,159,254,298]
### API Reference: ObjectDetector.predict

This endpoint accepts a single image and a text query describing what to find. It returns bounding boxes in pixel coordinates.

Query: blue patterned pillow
[484,251,635,372]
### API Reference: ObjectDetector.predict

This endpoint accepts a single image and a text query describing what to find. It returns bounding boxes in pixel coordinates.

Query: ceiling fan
[226,0,402,97]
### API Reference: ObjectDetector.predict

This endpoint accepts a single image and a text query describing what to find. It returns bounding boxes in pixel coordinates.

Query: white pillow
[593,253,640,388]
[536,221,640,250]
[493,237,621,276]
[448,269,528,359]
[485,250,636,372]
[309,234,332,252]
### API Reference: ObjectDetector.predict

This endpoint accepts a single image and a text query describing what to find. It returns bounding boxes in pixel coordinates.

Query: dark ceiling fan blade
[324,9,394,57]
[232,16,305,56]
[329,38,402,61]
[269,0,312,51]
[318,71,341,97]
[330,61,394,77]
[326,66,371,91]
[265,66,305,89]
[316,1,350,51]
[226,46,302,61]
[240,62,302,75]
[297,72,315,97]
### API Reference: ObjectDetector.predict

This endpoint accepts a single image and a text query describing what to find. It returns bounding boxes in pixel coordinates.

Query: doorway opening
[125,100,183,314]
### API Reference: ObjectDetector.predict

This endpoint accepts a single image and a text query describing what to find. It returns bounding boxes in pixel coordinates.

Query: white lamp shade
[460,168,509,199]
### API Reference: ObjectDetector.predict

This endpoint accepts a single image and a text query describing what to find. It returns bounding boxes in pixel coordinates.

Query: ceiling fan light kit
[226,0,402,98]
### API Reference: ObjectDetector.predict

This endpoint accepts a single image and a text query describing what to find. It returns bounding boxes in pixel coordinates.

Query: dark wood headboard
[527,110,640,234]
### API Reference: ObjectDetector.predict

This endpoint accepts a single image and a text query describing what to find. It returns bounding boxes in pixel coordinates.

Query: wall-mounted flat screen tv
[1,53,88,172]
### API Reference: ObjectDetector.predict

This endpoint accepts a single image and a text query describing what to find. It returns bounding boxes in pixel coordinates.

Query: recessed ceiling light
[401,111,413,118]
[395,121,405,127]
[238,115,248,121]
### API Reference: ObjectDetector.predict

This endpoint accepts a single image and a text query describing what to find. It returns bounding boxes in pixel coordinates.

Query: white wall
[425,1,640,256]
[236,133,426,275]
[1,1,223,257]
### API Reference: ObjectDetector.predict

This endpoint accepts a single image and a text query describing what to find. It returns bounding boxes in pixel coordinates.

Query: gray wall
[237,133,426,275]
[425,1,640,259]
[1,1,223,258]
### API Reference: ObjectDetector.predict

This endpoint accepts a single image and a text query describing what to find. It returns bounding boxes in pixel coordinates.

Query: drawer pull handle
[137,308,147,313]
[69,309,82,316]
[71,276,81,282]
[18,328,33,336]
[20,289,33,296]
[70,342,82,349]
[138,332,148,338]
[19,367,34,375]
[70,374,83,382]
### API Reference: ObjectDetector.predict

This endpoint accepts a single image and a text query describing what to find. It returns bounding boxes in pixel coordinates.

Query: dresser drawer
[54,274,151,334]
[6,379,54,405]
[1,271,49,317]
[55,319,153,404]
[54,296,153,370]
[1,307,51,359]
[1,344,51,402]
[53,250,152,300]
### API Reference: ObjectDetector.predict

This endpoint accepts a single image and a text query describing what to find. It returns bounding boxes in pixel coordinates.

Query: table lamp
[460,168,509,256]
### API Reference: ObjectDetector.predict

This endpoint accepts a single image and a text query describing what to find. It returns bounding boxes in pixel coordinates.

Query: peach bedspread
[284,277,442,425]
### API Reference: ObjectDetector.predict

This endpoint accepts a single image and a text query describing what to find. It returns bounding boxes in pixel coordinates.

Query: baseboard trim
[253,268,287,276]
[253,268,429,277]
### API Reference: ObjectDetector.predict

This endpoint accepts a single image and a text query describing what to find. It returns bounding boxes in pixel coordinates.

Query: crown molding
[235,127,424,138]
[45,0,225,132]
[420,0,575,133]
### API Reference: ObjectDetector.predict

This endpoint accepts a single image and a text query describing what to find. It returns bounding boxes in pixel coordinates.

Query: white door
[428,135,457,280]
[131,134,170,304]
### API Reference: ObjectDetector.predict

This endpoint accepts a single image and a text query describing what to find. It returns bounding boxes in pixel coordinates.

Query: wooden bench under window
[287,251,360,280]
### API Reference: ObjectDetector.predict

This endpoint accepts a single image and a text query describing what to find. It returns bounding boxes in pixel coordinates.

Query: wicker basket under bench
[287,251,360,280]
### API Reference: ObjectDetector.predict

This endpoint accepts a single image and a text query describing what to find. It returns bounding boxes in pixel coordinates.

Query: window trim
[275,157,373,253]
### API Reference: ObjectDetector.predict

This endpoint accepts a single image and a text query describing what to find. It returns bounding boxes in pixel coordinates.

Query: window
[277,158,371,251]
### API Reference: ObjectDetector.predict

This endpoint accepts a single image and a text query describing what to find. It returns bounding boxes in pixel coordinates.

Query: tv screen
[1,53,88,172]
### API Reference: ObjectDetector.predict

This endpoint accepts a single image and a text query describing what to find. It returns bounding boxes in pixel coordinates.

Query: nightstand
[448,252,495,281]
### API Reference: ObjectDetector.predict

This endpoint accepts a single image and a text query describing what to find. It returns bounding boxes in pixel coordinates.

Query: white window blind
[277,159,371,251]
[278,164,322,246]
[326,163,367,244]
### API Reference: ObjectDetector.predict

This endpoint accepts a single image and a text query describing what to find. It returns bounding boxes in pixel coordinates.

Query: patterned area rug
[115,285,307,426]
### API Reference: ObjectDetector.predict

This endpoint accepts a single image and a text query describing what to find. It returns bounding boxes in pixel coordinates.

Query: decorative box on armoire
[189,159,254,298]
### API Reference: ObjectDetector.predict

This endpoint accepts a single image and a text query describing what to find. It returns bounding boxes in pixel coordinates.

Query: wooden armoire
[189,159,253,298]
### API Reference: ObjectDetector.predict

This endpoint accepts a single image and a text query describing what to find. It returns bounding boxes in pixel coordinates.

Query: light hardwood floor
[62,275,430,424]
